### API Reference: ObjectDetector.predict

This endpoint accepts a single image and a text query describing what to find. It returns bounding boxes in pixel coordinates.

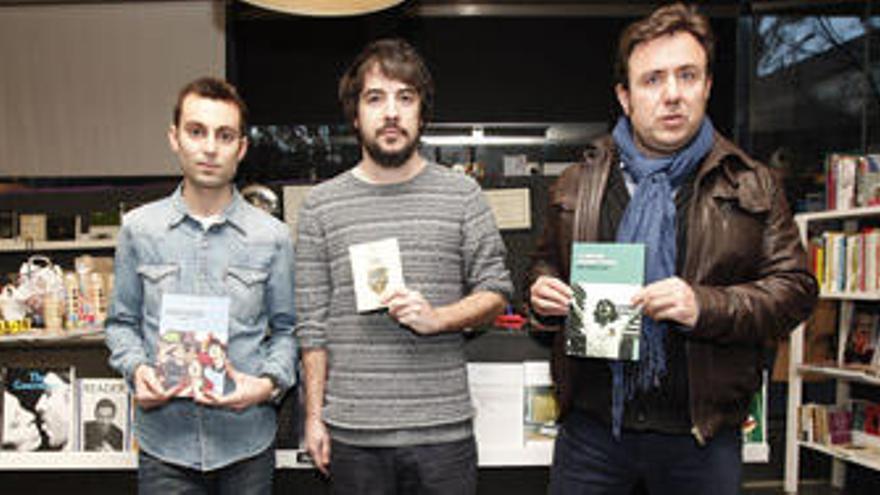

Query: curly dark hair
[338,38,434,129]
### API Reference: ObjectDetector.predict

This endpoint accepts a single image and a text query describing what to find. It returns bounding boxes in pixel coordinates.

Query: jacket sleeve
[259,226,298,393]
[689,174,818,345]
[527,164,582,330]
[104,223,150,384]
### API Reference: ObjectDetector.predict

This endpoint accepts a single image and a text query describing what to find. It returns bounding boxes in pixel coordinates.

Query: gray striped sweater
[295,163,513,446]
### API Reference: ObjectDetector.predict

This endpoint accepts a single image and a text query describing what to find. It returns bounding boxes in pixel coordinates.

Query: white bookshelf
[0,438,776,471]
[786,207,880,493]
[797,364,880,387]
[799,441,880,473]
[0,327,104,347]
[0,238,116,253]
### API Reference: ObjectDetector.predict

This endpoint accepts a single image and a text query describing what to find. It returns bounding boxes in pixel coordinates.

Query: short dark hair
[338,38,434,127]
[94,398,116,417]
[172,76,248,133]
[615,2,715,88]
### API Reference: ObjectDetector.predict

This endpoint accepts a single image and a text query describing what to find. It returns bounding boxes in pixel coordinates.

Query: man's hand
[305,415,331,476]
[632,276,699,328]
[133,365,176,409]
[195,365,274,410]
[529,275,573,317]
[383,287,444,335]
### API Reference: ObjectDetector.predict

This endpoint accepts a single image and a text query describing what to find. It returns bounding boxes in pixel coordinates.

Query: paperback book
[566,243,645,360]
[349,238,405,313]
[2,366,76,451]
[156,294,230,397]
[78,378,129,452]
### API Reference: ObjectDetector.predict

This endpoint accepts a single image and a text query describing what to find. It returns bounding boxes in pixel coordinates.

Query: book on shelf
[810,229,880,295]
[565,242,644,360]
[842,304,879,370]
[1,366,76,452]
[156,294,230,398]
[78,378,130,452]
[867,403,880,436]
[799,403,852,446]
[825,153,880,210]
[829,408,853,445]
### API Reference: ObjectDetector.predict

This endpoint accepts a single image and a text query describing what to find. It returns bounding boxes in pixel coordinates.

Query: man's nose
[663,74,682,102]
[203,133,219,154]
[383,98,400,119]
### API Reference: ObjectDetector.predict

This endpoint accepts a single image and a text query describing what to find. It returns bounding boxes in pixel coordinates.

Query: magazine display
[78,378,129,452]
[2,366,76,452]
[566,242,645,360]
[156,294,230,397]
[523,361,559,441]
[349,238,405,313]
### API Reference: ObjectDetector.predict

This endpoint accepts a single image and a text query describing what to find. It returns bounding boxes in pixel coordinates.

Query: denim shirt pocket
[226,266,269,325]
[137,263,179,319]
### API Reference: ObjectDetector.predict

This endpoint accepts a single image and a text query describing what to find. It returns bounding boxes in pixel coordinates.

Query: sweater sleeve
[461,184,513,302]
[294,198,331,350]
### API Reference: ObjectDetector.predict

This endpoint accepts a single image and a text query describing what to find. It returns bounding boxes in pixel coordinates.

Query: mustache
[375,125,408,137]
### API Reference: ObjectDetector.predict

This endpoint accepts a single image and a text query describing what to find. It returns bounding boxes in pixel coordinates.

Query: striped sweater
[295,163,513,446]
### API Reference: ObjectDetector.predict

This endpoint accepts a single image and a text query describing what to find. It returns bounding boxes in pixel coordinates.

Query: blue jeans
[550,411,742,495]
[330,437,477,495]
[138,447,274,495]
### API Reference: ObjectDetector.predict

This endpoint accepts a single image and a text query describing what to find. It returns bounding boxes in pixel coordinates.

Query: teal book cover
[566,243,645,360]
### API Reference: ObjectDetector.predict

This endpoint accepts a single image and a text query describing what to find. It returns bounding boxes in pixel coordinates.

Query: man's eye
[217,130,238,144]
[680,70,698,81]
[364,94,383,104]
[644,75,659,86]
[399,92,417,104]
[187,127,206,138]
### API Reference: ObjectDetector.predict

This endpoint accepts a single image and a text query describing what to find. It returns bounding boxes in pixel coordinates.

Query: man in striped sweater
[295,38,512,494]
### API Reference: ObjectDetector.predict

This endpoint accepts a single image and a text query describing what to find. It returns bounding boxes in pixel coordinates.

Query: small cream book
[349,238,404,313]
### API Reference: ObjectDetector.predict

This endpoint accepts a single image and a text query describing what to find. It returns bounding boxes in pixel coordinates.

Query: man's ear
[615,83,631,116]
[167,125,180,153]
[237,136,249,162]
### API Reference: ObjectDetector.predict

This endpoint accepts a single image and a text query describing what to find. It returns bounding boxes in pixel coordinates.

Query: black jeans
[330,436,477,495]
[138,447,274,495]
[550,411,742,495]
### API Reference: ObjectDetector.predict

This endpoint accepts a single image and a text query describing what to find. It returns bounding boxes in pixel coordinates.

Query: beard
[361,126,421,168]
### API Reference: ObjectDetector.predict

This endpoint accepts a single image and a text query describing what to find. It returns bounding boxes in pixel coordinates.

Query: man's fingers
[313,437,331,475]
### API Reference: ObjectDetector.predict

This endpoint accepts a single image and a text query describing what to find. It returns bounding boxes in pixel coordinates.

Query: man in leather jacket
[528,4,818,494]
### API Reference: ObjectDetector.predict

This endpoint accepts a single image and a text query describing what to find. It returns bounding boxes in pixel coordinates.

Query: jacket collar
[167,183,248,235]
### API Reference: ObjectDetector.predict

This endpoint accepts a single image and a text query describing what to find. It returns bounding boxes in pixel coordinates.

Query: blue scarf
[609,115,715,438]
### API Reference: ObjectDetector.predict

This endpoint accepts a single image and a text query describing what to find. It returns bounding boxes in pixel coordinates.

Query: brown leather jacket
[529,133,818,442]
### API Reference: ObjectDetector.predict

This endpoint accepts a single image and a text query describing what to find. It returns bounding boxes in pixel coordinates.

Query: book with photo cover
[843,305,879,369]
[2,366,76,452]
[566,243,645,360]
[78,378,130,452]
[348,238,405,313]
[156,294,230,398]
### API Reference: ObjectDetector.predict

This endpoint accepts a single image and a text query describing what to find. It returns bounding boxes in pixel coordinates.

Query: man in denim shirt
[105,77,296,495]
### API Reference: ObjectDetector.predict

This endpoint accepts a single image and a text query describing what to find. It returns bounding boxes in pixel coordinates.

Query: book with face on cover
[349,238,405,313]
[566,243,645,361]
[156,294,230,398]
[2,366,76,452]
[78,378,129,452]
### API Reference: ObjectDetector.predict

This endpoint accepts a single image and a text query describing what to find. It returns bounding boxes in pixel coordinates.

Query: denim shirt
[105,185,296,471]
